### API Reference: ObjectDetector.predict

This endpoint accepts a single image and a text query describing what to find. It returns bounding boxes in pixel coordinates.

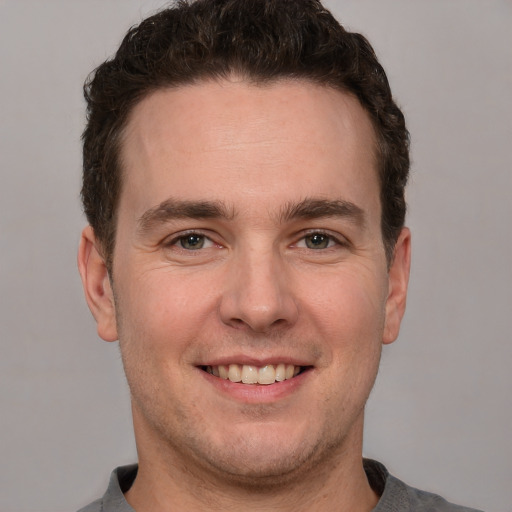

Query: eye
[296,232,340,250]
[173,233,214,250]
[304,233,332,249]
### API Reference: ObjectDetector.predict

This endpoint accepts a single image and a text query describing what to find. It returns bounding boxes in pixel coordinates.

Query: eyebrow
[137,198,235,235]
[137,196,366,235]
[278,198,366,226]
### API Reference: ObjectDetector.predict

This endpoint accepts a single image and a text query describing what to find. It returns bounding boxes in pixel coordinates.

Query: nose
[219,246,299,333]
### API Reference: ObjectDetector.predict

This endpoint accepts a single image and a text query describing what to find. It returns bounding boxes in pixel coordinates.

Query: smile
[202,364,305,385]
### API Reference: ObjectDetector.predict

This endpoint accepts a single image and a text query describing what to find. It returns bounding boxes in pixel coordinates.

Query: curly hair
[82,0,409,269]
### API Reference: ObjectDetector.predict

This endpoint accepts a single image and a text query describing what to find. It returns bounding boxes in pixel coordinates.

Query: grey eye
[305,233,331,249]
[180,234,206,250]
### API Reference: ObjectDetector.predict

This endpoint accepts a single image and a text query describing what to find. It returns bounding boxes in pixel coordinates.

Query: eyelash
[165,231,217,251]
[295,230,348,250]
[165,230,347,252]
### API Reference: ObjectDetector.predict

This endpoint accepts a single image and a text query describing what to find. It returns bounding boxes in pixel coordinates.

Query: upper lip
[196,355,314,367]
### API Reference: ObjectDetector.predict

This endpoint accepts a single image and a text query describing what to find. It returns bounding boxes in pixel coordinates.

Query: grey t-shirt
[78,459,483,512]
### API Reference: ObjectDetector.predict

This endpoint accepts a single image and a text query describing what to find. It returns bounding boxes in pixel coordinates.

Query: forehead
[119,79,380,222]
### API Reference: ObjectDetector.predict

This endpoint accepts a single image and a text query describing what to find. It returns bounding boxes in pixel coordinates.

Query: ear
[382,227,411,345]
[77,226,118,342]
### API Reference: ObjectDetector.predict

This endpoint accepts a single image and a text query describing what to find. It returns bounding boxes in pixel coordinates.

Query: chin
[184,422,345,489]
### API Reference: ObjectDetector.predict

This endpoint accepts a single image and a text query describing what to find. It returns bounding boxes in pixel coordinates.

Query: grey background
[1,1,510,511]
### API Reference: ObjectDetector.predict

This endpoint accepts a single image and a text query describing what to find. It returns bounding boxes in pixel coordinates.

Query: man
[77,1,481,510]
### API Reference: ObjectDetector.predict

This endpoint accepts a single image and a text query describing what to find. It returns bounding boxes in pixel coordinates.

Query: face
[80,79,410,485]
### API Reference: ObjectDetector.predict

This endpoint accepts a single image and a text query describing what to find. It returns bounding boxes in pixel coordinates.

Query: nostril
[228,318,249,330]
[218,270,299,332]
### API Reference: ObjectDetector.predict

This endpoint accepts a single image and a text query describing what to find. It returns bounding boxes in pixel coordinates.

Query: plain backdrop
[1,1,511,511]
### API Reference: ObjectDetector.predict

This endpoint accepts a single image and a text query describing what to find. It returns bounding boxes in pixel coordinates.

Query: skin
[79,79,410,512]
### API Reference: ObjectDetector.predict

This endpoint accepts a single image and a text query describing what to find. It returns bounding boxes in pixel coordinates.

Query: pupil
[307,234,328,249]
[182,234,203,249]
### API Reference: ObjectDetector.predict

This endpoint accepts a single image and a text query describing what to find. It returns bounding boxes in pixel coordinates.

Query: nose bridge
[220,238,298,332]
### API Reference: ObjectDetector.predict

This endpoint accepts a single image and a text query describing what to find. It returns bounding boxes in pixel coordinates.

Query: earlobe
[383,227,411,345]
[77,226,118,342]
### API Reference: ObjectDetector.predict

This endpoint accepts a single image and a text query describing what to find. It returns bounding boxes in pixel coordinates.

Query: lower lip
[198,368,311,403]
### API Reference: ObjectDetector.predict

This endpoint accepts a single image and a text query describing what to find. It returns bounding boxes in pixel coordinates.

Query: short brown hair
[82,0,409,269]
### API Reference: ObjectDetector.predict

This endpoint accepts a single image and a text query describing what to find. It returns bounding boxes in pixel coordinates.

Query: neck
[125,413,379,512]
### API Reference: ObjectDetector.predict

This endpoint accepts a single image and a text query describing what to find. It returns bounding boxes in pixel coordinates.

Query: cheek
[301,268,388,400]
[124,266,206,317]
[115,269,221,361]
[114,276,203,408]
[306,270,388,344]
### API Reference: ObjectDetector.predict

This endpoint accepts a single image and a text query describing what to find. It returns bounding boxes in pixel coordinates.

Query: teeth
[241,365,258,384]
[207,363,302,385]
[228,364,242,382]
[258,365,276,385]
[218,365,229,379]
[275,363,286,381]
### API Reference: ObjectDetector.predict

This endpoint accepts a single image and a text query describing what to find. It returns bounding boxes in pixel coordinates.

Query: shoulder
[390,473,484,512]
[76,465,138,512]
[364,459,484,512]
[77,498,102,512]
